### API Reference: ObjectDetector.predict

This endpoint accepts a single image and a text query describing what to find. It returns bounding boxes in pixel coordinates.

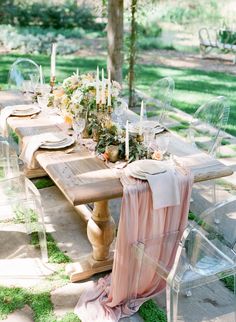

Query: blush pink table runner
[75,169,193,321]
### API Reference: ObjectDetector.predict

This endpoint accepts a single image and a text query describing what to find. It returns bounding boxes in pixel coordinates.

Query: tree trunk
[128,0,137,108]
[107,0,124,83]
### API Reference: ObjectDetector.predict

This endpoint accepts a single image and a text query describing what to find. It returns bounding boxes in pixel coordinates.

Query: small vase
[81,109,90,139]
[92,128,100,142]
[105,145,119,163]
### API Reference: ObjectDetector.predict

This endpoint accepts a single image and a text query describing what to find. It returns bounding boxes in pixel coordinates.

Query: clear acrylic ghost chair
[188,96,230,220]
[8,58,41,92]
[129,197,236,322]
[145,77,175,125]
[0,140,19,180]
[0,175,48,262]
[188,96,230,157]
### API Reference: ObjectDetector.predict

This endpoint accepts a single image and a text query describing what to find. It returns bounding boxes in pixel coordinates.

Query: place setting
[19,132,75,168]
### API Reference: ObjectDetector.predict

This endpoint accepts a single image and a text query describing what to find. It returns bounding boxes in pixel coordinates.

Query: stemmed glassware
[155,132,170,155]
[72,111,86,144]
[29,73,39,94]
[114,99,128,126]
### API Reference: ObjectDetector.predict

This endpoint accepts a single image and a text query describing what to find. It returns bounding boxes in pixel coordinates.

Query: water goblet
[155,132,170,156]
[29,73,39,94]
[37,94,49,114]
[143,127,155,157]
[72,112,86,144]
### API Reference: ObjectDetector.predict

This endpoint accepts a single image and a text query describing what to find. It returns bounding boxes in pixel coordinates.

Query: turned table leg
[66,199,116,282]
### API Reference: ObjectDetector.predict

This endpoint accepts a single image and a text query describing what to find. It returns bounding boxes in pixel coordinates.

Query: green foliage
[221,275,235,292]
[139,299,167,322]
[14,207,38,224]
[0,286,81,322]
[161,1,220,25]
[8,129,19,144]
[0,1,104,31]
[138,37,175,51]
[218,29,236,45]
[0,286,26,319]
[30,232,71,264]
[59,312,81,322]
[34,177,55,189]
[0,25,78,55]
[27,291,55,322]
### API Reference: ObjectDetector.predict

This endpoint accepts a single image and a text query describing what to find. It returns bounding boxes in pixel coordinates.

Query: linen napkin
[0,106,16,136]
[19,132,66,168]
[0,104,34,136]
[145,167,180,210]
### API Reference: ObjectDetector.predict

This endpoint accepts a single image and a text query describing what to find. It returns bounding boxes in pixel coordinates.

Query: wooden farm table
[0,90,234,282]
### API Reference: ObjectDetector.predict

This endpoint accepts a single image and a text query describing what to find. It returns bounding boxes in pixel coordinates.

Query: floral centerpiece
[52,71,121,121]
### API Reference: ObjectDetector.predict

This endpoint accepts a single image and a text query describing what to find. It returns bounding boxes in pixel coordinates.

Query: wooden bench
[199,27,236,63]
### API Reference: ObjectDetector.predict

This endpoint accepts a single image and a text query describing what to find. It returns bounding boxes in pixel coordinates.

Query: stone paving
[1,181,235,321]
[0,108,235,321]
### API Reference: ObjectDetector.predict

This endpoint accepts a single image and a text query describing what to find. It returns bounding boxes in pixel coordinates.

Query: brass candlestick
[101,103,105,113]
[96,103,100,112]
[50,76,56,93]
[107,105,112,114]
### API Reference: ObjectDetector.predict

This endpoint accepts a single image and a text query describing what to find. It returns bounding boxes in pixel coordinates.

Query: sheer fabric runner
[75,169,193,322]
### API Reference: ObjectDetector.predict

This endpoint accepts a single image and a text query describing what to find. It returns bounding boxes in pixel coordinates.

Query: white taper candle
[39,65,43,86]
[96,66,100,104]
[139,100,144,135]
[125,120,129,161]
[50,43,57,78]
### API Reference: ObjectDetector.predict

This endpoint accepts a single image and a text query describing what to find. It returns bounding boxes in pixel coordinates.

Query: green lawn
[1,53,235,136]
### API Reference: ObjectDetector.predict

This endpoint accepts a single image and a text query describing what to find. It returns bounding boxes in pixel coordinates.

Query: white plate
[40,136,75,149]
[13,104,37,112]
[129,122,165,135]
[125,159,169,180]
[11,106,41,116]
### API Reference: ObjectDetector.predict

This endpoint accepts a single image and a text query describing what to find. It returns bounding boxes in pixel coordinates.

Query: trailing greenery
[0,286,81,321]
[30,232,71,264]
[8,129,19,144]
[34,177,55,189]
[139,299,167,322]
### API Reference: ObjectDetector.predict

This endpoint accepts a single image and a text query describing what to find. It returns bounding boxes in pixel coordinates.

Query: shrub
[0,0,104,31]
[0,25,78,55]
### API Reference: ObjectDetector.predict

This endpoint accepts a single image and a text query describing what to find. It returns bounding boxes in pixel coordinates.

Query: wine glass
[155,132,170,155]
[30,73,39,94]
[37,94,49,114]
[72,112,86,144]
[143,127,155,157]
[114,99,127,126]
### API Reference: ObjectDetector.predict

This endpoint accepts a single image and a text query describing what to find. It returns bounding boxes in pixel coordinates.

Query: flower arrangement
[52,71,121,119]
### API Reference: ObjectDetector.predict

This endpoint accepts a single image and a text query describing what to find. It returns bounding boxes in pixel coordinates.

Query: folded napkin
[145,167,180,210]
[0,104,34,136]
[0,106,15,136]
[19,132,67,168]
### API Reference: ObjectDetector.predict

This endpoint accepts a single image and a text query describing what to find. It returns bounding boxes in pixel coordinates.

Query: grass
[34,177,55,189]
[0,53,235,136]
[139,299,167,322]
[0,286,81,321]
[30,232,71,264]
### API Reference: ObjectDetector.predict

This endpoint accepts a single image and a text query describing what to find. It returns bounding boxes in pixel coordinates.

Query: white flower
[71,89,83,104]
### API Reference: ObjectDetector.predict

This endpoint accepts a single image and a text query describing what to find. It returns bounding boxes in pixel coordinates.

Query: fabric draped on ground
[75,169,194,322]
